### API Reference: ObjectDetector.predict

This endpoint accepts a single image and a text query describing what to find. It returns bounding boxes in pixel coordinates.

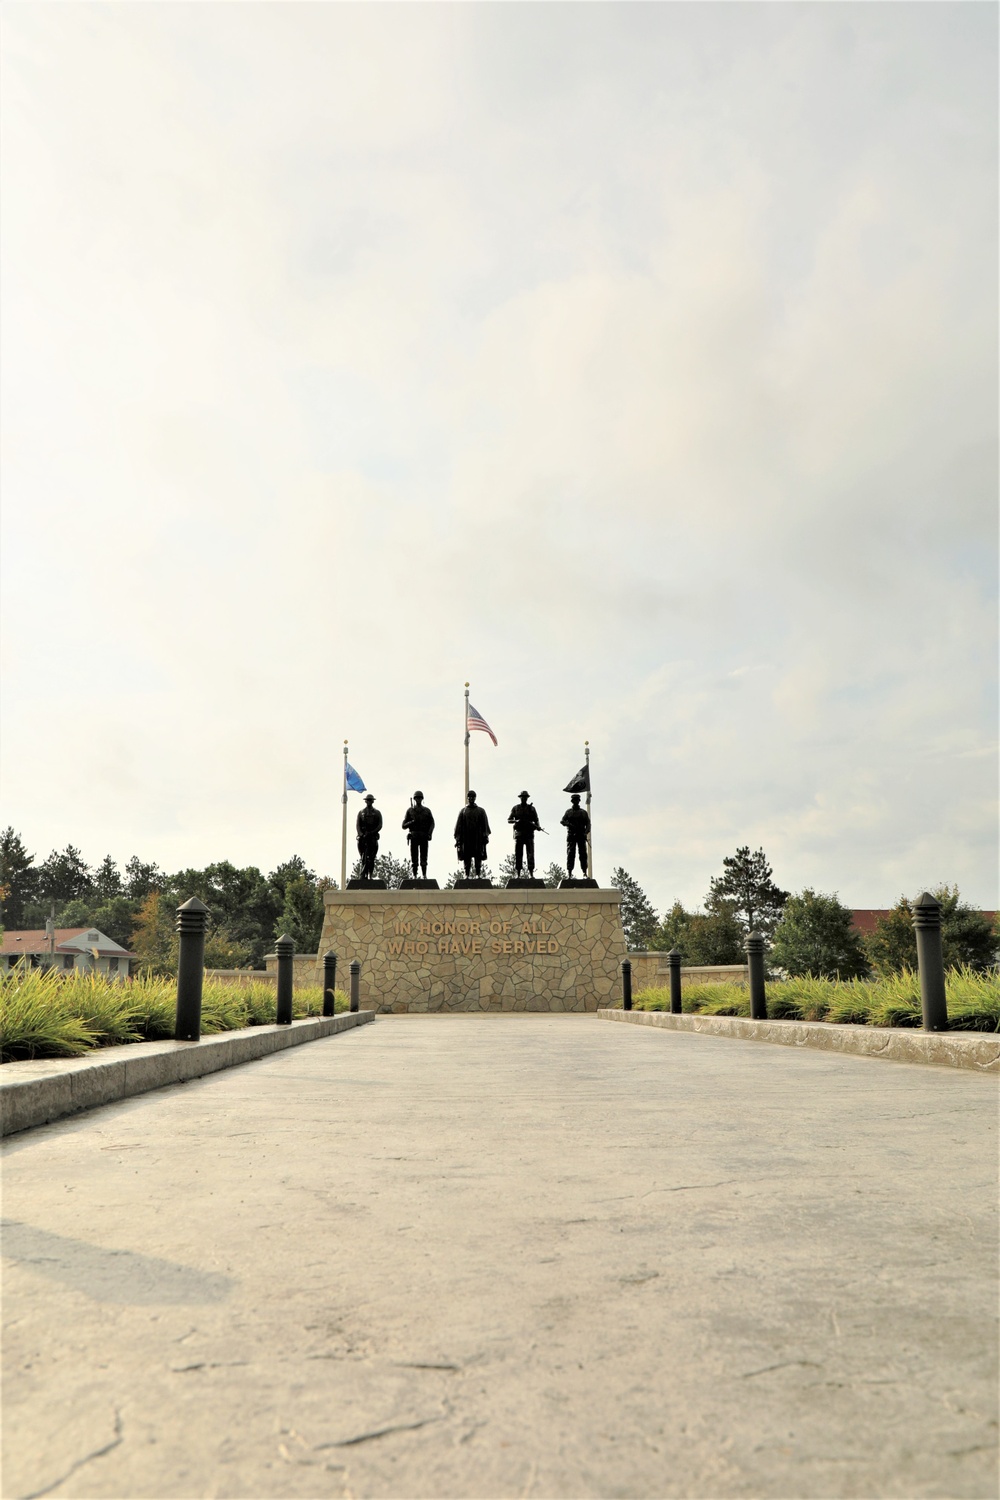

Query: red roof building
[2,926,135,979]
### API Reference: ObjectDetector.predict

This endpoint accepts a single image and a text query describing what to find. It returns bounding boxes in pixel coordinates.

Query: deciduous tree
[770,890,869,978]
[866,887,998,975]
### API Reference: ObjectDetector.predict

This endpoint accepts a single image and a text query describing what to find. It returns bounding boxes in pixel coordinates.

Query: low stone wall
[319,889,625,1012]
[627,954,748,991]
[598,1008,1000,1072]
[263,953,321,987]
[0,1012,376,1136]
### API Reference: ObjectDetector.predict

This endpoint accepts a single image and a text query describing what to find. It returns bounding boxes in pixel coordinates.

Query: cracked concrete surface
[2,1015,997,1499]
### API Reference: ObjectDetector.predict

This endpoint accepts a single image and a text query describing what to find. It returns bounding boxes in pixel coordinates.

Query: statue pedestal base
[347,879,388,890]
[506,878,545,889]
[318,887,625,1013]
[560,878,598,889]
[400,878,440,890]
[454,878,493,889]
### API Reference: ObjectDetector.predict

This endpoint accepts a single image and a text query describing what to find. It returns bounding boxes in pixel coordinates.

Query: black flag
[563,764,590,794]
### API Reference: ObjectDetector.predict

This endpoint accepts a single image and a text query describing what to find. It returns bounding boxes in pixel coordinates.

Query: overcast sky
[2,3,996,912]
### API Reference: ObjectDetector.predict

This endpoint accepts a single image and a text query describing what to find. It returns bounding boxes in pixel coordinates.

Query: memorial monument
[323,703,621,1011]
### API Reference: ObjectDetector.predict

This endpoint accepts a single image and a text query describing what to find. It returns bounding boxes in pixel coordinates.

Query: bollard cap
[323,949,337,960]
[745,930,765,950]
[349,959,361,972]
[666,947,682,960]
[912,891,943,930]
[176,896,210,931]
[274,933,295,953]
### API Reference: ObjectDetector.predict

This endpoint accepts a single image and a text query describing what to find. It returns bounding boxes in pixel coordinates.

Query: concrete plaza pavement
[2,1016,997,1500]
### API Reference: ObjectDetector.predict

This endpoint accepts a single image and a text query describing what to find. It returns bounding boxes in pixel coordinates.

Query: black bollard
[622,959,632,1011]
[175,897,210,1041]
[275,933,294,1025]
[350,960,360,1013]
[322,950,337,1018]
[666,948,683,1014]
[746,931,767,1020]
[912,892,948,1031]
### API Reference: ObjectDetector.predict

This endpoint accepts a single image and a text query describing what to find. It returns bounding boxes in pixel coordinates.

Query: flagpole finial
[465,682,469,689]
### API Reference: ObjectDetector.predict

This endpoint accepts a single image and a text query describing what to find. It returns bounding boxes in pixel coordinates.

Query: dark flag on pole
[563,764,590,794]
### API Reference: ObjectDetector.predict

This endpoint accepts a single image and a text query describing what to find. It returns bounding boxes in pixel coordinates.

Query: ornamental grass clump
[634,967,999,1030]
[1,969,348,1061]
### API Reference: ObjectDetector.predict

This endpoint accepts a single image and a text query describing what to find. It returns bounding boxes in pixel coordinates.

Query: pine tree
[92,856,123,900]
[610,868,659,949]
[37,845,92,905]
[0,828,37,929]
[708,847,788,936]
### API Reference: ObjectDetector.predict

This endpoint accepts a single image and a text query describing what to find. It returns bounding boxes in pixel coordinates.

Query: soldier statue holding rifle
[402,791,435,880]
[508,791,541,878]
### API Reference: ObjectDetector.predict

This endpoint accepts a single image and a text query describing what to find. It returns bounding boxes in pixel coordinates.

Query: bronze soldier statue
[402,791,435,880]
[508,790,541,878]
[560,792,590,878]
[454,790,491,879]
[356,793,383,881]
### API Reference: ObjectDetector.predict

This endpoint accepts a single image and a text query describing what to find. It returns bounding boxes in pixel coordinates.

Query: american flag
[467,703,497,746]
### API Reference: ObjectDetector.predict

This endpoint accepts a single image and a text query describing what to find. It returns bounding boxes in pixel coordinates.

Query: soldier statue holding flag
[560,794,591,878]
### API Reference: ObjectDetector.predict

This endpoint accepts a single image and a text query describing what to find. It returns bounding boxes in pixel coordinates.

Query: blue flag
[345,761,366,793]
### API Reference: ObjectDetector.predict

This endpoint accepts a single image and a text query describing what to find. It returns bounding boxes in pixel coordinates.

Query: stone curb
[597,1008,999,1072]
[0,1012,376,1137]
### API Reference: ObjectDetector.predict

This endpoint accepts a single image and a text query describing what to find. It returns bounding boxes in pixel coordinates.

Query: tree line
[0,829,332,973]
[611,846,997,977]
[1,830,994,979]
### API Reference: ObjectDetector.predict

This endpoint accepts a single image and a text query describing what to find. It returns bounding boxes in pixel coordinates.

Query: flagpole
[585,740,593,882]
[464,682,470,802]
[341,741,349,891]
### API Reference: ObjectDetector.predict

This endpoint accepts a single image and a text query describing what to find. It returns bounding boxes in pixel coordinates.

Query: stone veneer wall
[319,889,625,1013]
